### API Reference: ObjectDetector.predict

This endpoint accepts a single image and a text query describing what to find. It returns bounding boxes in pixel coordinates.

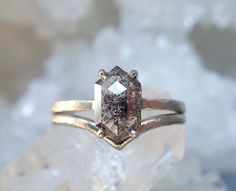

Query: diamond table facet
[108,81,127,95]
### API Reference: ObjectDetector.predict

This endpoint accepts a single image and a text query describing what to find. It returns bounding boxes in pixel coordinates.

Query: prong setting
[130,70,138,79]
[130,130,138,138]
[98,69,108,80]
[97,128,105,138]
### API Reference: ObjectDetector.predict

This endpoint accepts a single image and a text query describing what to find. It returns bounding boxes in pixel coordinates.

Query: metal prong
[97,128,105,138]
[98,69,108,80]
[130,70,138,79]
[130,130,138,138]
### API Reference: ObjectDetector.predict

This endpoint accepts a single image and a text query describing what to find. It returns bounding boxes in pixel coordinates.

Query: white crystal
[108,81,127,95]
[37,0,93,22]
[1,0,236,189]
[0,0,236,38]
[157,157,227,191]
[0,91,186,190]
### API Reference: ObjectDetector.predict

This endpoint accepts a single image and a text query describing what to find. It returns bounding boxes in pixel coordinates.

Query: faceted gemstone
[94,66,142,144]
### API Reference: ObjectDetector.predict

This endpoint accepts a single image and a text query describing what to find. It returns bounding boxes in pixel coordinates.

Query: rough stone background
[0,0,236,190]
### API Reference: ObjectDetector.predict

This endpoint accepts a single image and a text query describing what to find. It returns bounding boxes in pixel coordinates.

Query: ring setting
[52,66,185,150]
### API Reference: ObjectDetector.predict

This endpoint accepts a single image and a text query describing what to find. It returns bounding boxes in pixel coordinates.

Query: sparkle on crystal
[108,81,127,95]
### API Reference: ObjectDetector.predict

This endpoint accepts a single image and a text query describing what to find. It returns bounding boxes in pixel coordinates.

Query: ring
[52,66,186,150]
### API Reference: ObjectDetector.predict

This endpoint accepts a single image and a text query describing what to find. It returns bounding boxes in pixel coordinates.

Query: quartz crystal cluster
[0,0,236,190]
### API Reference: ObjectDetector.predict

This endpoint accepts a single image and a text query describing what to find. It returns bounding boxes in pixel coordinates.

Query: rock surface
[0,89,185,191]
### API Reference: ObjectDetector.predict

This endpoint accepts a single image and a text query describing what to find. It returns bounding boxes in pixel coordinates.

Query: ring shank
[142,99,185,114]
[52,99,185,114]
[52,100,93,113]
[52,98,185,150]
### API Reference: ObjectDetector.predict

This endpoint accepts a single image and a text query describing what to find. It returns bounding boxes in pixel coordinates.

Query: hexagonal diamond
[94,66,142,144]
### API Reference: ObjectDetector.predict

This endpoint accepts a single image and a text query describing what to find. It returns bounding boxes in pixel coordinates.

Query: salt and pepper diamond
[94,66,142,144]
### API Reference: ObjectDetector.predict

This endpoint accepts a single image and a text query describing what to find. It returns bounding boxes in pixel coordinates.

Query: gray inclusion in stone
[94,66,142,144]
